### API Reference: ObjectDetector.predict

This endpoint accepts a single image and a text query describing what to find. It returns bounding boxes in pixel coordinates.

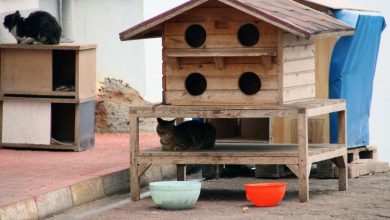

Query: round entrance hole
[239,72,261,95]
[237,23,260,47]
[185,73,207,96]
[185,24,206,48]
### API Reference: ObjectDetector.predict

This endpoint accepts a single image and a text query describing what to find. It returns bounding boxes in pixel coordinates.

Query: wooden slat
[283,45,315,61]
[310,147,347,163]
[1,143,76,150]
[305,102,346,117]
[165,90,279,105]
[131,108,298,119]
[283,84,315,103]
[1,96,94,104]
[286,164,299,177]
[164,33,278,49]
[165,48,277,57]
[165,63,278,77]
[283,71,315,88]
[139,143,344,157]
[165,75,278,91]
[283,57,315,74]
[0,43,97,50]
[137,164,152,177]
[138,155,298,165]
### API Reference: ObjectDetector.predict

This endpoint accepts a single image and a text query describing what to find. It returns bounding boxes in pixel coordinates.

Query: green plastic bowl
[149,181,201,210]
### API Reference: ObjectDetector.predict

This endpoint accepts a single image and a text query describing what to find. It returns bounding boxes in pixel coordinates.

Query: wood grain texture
[77,49,96,100]
[297,112,309,202]
[0,43,97,50]
[1,49,52,94]
[129,114,140,201]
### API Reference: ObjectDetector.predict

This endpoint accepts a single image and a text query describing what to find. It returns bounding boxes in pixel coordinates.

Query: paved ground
[51,172,390,220]
[0,132,180,220]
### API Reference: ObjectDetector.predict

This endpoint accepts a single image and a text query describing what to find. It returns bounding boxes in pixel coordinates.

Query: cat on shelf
[3,10,61,45]
[156,118,216,151]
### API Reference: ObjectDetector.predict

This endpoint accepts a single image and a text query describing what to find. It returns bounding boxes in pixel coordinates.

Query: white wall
[73,0,145,95]
[0,0,146,96]
[350,0,390,162]
[143,0,188,102]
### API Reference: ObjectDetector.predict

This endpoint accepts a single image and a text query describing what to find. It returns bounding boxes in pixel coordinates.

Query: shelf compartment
[1,100,95,151]
[0,43,96,102]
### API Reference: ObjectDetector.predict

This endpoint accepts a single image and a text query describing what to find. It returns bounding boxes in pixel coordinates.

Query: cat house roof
[295,0,377,12]
[119,0,354,41]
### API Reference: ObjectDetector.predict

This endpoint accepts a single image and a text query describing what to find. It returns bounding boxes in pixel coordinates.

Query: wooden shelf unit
[1,100,95,151]
[0,43,96,102]
[128,99,348,202]
[0,43,96,151]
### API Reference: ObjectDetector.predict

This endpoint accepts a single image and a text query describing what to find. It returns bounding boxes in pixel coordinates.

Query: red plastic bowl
[245,182,287,207]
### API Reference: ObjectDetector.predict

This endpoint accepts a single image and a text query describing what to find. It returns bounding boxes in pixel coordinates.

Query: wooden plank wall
[272,37,337,144]
[282,33,315,103]
[162,4,280,105]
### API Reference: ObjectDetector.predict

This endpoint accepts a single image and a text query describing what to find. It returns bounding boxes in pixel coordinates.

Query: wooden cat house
[120,0,353,106]
[120,0,354,203]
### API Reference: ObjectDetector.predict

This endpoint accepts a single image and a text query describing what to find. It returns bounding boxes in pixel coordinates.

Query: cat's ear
[157,118,176,124]
[157,118,164,124]
[14,11,21,18]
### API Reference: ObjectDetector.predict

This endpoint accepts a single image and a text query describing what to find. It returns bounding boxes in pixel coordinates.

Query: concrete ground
[0,133,176,220]
[50,172,390,220]
[1,132,389,220]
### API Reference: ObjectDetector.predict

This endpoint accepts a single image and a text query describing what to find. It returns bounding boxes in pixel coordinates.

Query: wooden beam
[129,114,140,201]
[337,110,348,191]
[286,164,299,177]
[137,163,152,178]
[138,155,299,165]
[214,57,224,70]
[177,164,186,181]
[298,112,309,202]
[165,48,277,57]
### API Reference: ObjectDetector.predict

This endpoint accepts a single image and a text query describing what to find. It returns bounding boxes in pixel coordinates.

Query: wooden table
[129,99,348,202]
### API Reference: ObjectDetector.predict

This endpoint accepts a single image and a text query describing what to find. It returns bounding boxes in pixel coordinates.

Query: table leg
[129,113,140,201]
[177,164,186,181]
[337,110,348,190]
[298,112,309,202]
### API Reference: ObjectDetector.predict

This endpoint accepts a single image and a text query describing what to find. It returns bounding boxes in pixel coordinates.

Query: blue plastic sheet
[329,10,386,148]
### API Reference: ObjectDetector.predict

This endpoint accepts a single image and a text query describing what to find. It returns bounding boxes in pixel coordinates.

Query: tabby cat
[3,10,61,45]
[156,118,216,151]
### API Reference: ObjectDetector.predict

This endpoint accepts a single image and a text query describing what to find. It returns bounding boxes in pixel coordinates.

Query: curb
[0,165,176,220]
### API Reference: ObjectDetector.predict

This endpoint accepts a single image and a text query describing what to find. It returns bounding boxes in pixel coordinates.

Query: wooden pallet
[128,99,348,203]
[315,145,389,178]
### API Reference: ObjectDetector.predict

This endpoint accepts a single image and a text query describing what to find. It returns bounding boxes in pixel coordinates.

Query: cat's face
[3,11,21,31]
[156,118,175,136]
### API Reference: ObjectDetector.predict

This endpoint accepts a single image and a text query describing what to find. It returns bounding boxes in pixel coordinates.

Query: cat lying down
[156,118,216,151]
[3,10,61,45]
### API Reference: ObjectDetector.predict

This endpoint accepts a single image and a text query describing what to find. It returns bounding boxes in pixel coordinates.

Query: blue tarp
[329,10,386,148]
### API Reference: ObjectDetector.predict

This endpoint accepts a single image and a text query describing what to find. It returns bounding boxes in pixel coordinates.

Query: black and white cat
[156,118,216,151]
[3,10,61,45]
